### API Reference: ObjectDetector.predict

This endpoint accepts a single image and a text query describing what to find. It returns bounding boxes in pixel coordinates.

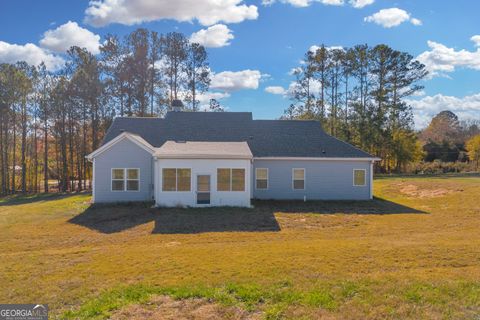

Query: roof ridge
[116,116,163,119]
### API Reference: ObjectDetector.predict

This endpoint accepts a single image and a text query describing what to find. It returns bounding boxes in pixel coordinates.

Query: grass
[0,176,479,319]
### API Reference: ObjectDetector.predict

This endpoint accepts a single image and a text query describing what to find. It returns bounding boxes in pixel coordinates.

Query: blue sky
[1,0,479,128]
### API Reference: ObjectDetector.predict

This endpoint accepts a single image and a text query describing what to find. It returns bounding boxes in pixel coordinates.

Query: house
[87,104,379,207]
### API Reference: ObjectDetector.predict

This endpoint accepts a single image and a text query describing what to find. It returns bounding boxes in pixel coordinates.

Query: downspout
[370,160,374,200]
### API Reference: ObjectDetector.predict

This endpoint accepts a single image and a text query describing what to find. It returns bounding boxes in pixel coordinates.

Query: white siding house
[87,109,379,207]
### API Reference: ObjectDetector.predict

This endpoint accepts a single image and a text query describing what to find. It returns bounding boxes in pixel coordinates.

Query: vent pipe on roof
[171,99,183,112]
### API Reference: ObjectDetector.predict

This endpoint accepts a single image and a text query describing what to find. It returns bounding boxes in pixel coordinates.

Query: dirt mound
[398,184,455,198]
[110,295,261,320]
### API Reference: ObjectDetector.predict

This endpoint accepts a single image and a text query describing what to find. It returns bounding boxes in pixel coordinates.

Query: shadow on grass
[0,192,89,206]
[68,197,425,234]
[253,197,426,215]
[69,203,280,234]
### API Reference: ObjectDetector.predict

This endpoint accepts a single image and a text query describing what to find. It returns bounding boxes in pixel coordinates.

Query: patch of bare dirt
[110,295,262,320]
[398,184,459,198]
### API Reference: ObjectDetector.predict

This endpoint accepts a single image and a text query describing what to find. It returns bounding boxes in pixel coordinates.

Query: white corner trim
[92,158,96,203]
[86,132,156,160]
[370,161,374,199]
[254,157,381,161]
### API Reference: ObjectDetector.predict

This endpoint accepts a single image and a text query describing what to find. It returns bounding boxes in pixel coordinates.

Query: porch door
[196,175,211,204]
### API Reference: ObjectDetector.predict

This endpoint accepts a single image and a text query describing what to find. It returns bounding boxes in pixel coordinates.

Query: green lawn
[0,176,479,319]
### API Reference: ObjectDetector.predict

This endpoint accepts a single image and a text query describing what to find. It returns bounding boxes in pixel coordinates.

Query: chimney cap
[171,99,183,111]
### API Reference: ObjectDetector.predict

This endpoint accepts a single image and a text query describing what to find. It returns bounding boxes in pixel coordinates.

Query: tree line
[1,32,478,196]
[282,44,428,172]
[0,29,221,195]
[419,111,480,168]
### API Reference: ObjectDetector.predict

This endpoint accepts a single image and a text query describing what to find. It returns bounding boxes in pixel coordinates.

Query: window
[353,169,366,186]
[112,168,139,191]
[292,168,305,190]
[126,169,139,191]
[217,169,231,191]
[177,169,191,191]
[217,168,245,191]
[232,169,245,191]
[162,168,191,191]
[112,169,125,191]
[256,168,268,189]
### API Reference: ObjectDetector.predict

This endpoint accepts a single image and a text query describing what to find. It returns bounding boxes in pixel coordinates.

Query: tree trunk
[21,98,27,193]
[11,107,16,194]
[43,114,49,193]
[33,116,38,193]
[0,112,5,195]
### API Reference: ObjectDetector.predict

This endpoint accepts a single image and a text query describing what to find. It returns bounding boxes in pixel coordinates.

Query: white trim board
[86,132,156,160]
[254,157,381,161]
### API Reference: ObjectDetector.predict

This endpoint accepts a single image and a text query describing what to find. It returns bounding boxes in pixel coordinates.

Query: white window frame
[353,169,367,187]
[162,168,192,192]
[216,168,246,192]
[292,168,305,190]
[111,168,140,192]
[255,168,269,190]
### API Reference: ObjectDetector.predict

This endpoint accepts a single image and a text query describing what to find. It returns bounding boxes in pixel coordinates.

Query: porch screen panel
[232,169,245,191]
[217,169,231,191]
[177,169,191,191]
[162,168,176,191]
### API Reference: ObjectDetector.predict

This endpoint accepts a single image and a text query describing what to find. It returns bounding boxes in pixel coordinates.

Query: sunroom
[153,141,253,207]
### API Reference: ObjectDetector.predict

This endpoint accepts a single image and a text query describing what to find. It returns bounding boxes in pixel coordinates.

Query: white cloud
[211,69,262,91]
[416,40,480,77]
[349,0,374,9]
[40,21,101,54]
[471,35,480,47]
[197,91,230,103]
[190,24,234,48]
[364,8,421,28]
[288,67,302,75]
[0,41,64,71]
[265,86,286,95]
[85,0,258,27]
[406,93,480,129]
[262,0,344,8]
[264,0,376,8]
[196,91,231,110]
[308,45,343,53]
[410,17,422,26]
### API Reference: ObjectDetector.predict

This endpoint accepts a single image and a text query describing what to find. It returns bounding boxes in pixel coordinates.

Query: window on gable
[112,169,125,191]
[126,169,139,191]
[293,168,305,190]
[353,169,366,186]
[112,168,139,191]
[256,168,268,189]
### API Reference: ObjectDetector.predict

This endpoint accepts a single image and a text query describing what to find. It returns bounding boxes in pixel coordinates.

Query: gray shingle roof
[102,111,373,158]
